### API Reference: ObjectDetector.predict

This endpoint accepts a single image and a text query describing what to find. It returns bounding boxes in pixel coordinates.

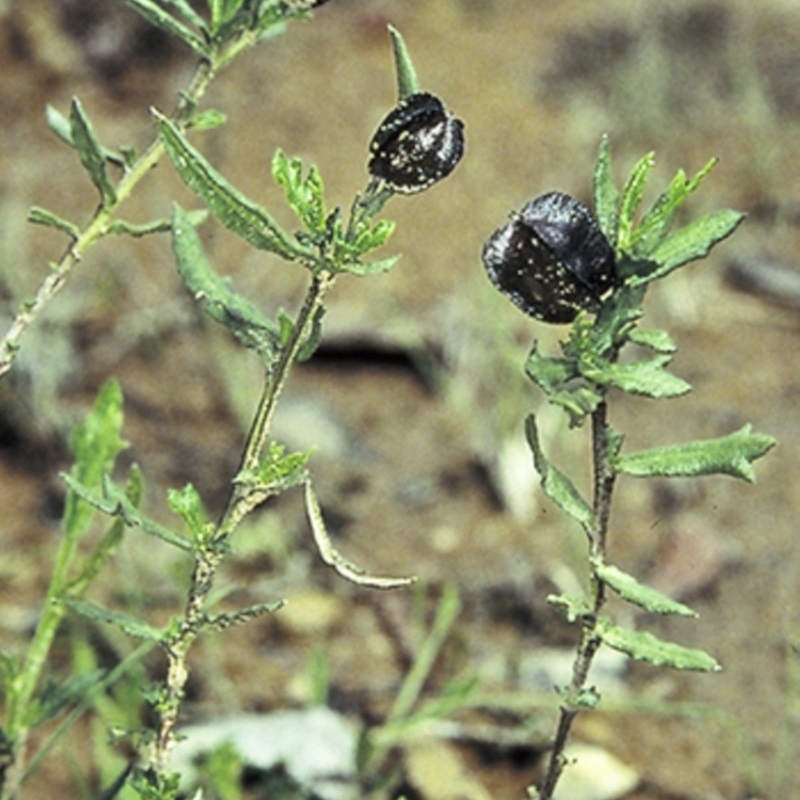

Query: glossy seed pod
[482,191,616,323]
[368,92,465,194]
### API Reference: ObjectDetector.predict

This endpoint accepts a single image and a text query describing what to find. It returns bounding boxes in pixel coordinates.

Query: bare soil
[2,1,800,799]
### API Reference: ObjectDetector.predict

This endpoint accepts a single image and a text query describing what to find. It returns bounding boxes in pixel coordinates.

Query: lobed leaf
[614,424,776,482]
[630,209,745,286]
[630,157,718,257]
[597,618,720,671]
[171,204,282,363]
[580,353,691,398]
[593,560,697,616]
[70,98,117,207]
[167,484,213,544]
[271,149,327,235]
[627,328,676,354]
[525,415,594,529]
[158,117,315,263]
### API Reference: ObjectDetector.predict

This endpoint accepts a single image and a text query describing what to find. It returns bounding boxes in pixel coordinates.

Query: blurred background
[1,1,799,798]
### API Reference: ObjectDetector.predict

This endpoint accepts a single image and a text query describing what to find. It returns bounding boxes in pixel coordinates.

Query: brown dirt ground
[2,1,800,799]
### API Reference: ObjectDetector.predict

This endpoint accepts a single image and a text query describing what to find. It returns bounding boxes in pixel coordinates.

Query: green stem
[217,270,334,539]
[1,45,226,380]
[148,270,334,773]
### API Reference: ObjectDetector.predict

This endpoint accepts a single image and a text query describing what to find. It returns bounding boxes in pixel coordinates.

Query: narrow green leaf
[45,104,74,146]
[68,467,144,597]
[189,109,228,131]
[61,599,162,641]
[253,442,312,491]
[617,151,655,252]
[61,473,194,552]
[70,98,117,206]
[167,484,213,543]
[28,206,80,238]
[119,0,208,54]
[631,157,718,257]
[296,304,325,361]
[597,618,720,671]
[106,209,207,238]
[160,0,207,30]
[580,354,691,398]
[47,104,128,167]
[205,600,286,632]
[630,209,745,286]
[593,136,619,247]
[352,218,396,254]
[388,25,420,100]
[614,424,776,482]
[525,415,594,529]
[341,253,401,277]
[593,560,697,616]
[36,670,105,726]
[525,344,602,425]
[627,328,676,353]
[158,117,314,263]
[171,204,282,362]
[63,380,128,537]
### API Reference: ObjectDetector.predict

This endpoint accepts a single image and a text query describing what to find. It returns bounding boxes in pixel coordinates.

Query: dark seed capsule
[368,92,465,194]
[482,191,616,324]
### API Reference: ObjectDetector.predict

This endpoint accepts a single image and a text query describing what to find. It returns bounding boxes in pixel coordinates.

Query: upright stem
[148,270,334,774]
[536,398,616,800]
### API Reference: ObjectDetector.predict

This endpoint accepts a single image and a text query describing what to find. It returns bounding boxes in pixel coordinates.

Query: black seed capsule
[482,191,616,323]
[368,92,465,194]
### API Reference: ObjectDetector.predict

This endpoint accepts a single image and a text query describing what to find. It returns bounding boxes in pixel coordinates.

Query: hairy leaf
[389,25,420,100]
[630,157,718,257]
[61,599,162,641]
[28,206,80,238]
[63,380,128,537]
[630,209,745,285]
[158,118,315,263]
[593,136,619,248]
[597,618,720,671]
[627,328,676,353]
[62,474,193,552]
[119,0,208,54]
[171,204,282,362]
[271,149,327,235]
[593,560,697,616]
[617,151,655,252]
[525,415,594,529]
[167,484,213,544]
[580,354,691,398]
[614,424,776,482]
[70,98,117,207]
